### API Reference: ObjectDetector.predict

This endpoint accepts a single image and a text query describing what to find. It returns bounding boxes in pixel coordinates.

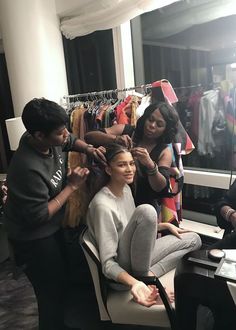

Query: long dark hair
[133,102,179,145]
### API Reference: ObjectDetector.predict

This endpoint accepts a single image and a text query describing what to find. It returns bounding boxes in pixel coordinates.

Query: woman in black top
[85,102,183,227]
[4,98,105,330]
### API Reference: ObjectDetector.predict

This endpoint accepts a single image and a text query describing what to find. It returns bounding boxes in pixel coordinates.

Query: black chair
[80,227,177,330]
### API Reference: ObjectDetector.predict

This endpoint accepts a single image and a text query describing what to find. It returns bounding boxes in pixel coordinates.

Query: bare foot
[148,270,155,276]
[154,287,175,305]
[165,287,175,303]
[147,271,175,304]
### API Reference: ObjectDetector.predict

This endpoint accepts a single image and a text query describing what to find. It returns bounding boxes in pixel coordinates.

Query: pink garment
[151,79,178,104]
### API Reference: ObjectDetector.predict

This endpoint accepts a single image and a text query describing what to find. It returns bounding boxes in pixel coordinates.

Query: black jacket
[215,179,236,232]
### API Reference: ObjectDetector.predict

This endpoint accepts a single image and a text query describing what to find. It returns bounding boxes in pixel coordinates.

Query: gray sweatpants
[117,204,202,278]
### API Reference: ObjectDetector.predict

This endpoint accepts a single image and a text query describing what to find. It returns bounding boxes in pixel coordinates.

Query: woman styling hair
[4,98,106,330]
[85,102,184,225]
[131,102,179,209]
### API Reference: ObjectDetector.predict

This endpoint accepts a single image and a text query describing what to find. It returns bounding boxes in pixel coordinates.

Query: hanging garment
[187,90,203,145]
[115,95,140,125]
[130,95,141,126]
[115,96,131,124]
[136,94,151,119]
[63,106,90,228]
[225,90,236,138]
[151,79,178,105]
[198,89,220,156]
[160,143,183,225]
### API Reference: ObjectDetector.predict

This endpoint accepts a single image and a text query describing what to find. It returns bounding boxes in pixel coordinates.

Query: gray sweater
[4,132,76,240]
[86,184,135,281]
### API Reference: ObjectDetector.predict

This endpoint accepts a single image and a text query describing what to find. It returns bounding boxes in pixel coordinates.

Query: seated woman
[86,143,202,307]
[212,179,236,249]
[85,102,187,226]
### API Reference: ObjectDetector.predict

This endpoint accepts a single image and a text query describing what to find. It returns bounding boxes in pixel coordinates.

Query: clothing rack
[63,81,206,101]
[174,83,202,90]
[63,84,153,100]
[63,82,213,112]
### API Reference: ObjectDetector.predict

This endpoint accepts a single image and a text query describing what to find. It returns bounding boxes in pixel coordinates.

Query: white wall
[0,0,68,116]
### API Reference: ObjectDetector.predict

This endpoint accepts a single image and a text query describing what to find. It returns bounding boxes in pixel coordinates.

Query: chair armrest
[107,275,176,329]
[137,276,176,330]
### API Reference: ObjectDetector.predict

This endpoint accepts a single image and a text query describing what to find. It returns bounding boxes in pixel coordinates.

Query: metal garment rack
[174,83,202,90]
[63,84,153,101]
[62,82,205,111]
[63,82,204,101]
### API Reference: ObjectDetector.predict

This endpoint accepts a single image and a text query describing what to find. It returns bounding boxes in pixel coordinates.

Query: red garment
[151,79,178,104]
[96,104,109,123]
[116,96,132,124]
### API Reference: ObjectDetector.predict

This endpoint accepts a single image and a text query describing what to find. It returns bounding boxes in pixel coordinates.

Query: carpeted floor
[0,258,170,330]
[0,242,214,330]
[0,259,38,330]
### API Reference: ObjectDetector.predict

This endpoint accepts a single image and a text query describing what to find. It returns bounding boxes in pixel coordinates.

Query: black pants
[211,231,236,249]
[10,230,68,330]
[175,273,236,330]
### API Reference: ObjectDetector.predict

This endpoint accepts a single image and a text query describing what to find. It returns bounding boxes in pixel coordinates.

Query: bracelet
[227,210,236,222]
[54,197,62,208]
[225,208,235,222]
[146,162,158,176]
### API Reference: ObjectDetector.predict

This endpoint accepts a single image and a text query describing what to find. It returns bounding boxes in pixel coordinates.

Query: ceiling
[142,14,236,51]
[141,0,236,51]
[55,0,96,18]
[0,0,179,50]
[0,0,236,52]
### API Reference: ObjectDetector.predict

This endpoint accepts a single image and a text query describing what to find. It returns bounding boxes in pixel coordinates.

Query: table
[174,249,236,330]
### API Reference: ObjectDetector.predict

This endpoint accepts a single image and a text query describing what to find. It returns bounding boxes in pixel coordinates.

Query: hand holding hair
[114,134,133,148]
[67,166,90,191]
[85,145,107,165]
[131,147,155,169]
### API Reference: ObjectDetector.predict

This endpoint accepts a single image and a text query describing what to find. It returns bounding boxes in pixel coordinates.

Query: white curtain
[60,0,180,39]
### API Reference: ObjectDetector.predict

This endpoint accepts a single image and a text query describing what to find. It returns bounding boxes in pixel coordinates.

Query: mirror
[131,0,236,223]
[132,0,236,171]
[140,0,236,86]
